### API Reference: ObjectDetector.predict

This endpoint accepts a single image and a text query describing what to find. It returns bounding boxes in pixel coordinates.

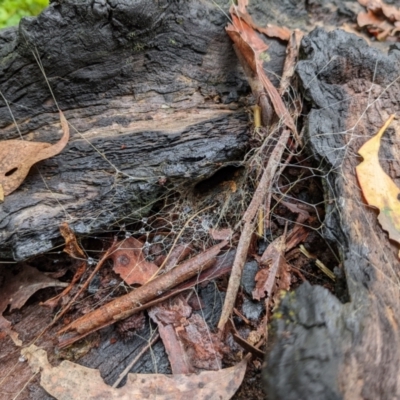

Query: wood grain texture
[0,0,259,260]
[264,28,400,400]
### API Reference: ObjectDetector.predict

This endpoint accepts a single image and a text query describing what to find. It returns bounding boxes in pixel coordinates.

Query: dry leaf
[0,265,67,344]
[22,344,247,400]
[357,9,387,27]
[226,8,300,144]
[252,235,291,301]
[382,3,400,22]
[109,237,159,285]
[357,0,400,41]
[0,110,69,196]
[178,313,227,371]
[60,222,86,259]
[356,114,400,256]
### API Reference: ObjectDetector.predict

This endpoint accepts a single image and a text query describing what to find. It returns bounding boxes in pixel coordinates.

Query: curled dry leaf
[357,0,400,40]
[60,222,86,260]
[226,7,300,144]
[109,237,159,285]
[356,114,400,257]
[252,235,291,301]
[41,223,87,309]
[0,110,69,197]
[22,344,247,400]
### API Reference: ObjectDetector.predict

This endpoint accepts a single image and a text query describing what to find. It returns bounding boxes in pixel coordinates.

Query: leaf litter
[0,110,69,198]
[356,114,400,257]
[0,1,344,399]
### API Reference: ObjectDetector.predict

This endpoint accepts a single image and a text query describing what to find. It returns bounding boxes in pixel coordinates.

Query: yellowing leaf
[356,114,400,255]
[0,110,69,196]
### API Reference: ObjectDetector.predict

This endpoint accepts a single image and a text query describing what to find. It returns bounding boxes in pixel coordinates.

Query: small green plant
[0,0,48,29]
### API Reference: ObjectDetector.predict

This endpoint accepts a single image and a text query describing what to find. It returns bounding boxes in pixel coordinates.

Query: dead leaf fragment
[356,114,400,256]
[252,235,291,301]
[109,237,159,285]
[226,7,300,144]
[0,265,67,343]
[357,0,400,41]
[0,110,69,196]
[22,344,247,400]
[60,222,86,259]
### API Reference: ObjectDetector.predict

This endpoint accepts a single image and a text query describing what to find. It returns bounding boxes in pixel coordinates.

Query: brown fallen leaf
[109,237,159,285]
[59,222,86,260]
[22,344,247,400]
[178,313,227,371]
[0,110,69,196]
[226,7,300,145]
[357,0,400,40]
[41,223,87,309]
[356,114,400,257]
[358,9,386,27]
[0,265,67,344]
[252,235,291,301]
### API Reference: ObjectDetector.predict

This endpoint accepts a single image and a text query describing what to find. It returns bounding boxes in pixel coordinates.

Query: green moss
[0,0,48,29]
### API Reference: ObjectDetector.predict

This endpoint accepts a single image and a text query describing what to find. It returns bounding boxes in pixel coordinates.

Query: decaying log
[264,28,400,399]
[0,0,287,260]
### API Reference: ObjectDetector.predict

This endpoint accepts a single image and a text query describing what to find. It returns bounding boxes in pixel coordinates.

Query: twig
[218,128,290,333]
[279,30,304,95]
[58,240,228,344]
[112,332,160,388]
[51,238,117,324]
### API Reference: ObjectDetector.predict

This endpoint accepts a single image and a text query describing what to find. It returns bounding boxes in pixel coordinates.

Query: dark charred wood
[0,0,271,260]
[264,28,400,400]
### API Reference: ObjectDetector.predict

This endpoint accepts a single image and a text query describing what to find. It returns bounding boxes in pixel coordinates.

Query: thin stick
[58,240,228,340]
[112,332,160,388]
[218,129,290,333]
[52,238,117,324]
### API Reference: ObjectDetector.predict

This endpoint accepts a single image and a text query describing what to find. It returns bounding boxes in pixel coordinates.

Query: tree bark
[264,28,400,400]
[0,0,267,260]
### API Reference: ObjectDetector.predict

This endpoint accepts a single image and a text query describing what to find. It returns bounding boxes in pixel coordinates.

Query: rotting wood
[264,28,400,400]
[0,0,268,261]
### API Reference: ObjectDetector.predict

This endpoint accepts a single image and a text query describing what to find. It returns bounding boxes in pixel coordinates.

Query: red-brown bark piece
[149,297,193,374]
